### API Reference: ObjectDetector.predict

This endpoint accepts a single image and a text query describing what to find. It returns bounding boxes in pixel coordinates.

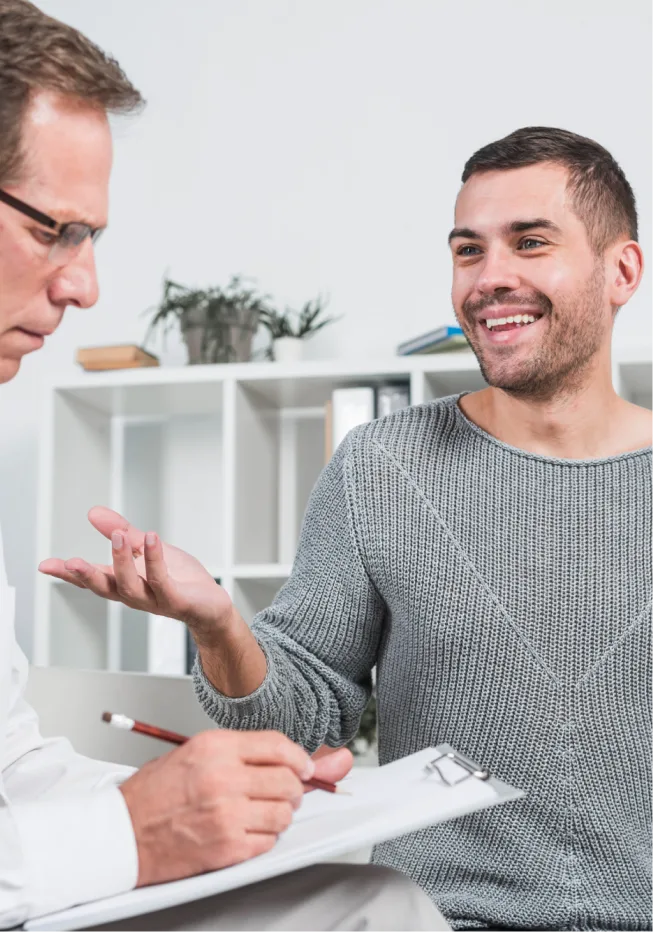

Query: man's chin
[476,354,544,397]
[0,356,22,384]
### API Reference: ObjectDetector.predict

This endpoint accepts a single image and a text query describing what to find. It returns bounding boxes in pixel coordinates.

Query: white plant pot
[274,336,304,363]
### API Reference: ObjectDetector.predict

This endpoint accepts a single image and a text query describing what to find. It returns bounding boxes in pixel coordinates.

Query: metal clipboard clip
[423,749,491,787]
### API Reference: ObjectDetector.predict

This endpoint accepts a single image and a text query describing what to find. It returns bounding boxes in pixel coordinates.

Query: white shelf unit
[34,349,652,674]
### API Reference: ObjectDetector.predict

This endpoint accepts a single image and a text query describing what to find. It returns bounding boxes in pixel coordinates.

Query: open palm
[38,506,233,639]
[40,507,356,783]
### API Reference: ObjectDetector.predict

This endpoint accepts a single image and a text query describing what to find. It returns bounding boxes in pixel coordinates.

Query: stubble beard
[460,265,607,402]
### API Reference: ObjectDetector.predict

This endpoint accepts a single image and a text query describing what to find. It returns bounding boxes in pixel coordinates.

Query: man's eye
[518,238,546,250]
[457,245,481,257]
[33,228,57,246]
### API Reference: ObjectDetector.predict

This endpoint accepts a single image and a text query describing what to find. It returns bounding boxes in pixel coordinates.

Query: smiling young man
[43,132,652,929]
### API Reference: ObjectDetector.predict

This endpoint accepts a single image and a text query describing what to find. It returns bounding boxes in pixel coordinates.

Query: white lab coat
[0,527,138,928]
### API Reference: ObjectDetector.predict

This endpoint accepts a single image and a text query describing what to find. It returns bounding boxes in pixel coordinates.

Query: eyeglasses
[0,188,103,265]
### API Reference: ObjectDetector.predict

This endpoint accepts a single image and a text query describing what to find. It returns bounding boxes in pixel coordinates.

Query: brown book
[76,344,159,371]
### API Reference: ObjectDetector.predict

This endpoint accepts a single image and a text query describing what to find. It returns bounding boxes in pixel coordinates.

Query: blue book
[397,325,468,356]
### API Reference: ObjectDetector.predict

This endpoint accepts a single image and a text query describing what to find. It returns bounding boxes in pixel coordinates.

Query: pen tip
[101,711,112,723]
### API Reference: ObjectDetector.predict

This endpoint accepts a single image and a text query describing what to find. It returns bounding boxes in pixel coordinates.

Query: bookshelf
[34,349,652,674]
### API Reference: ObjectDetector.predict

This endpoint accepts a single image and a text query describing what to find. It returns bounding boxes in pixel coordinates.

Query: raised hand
[38,506,234,644]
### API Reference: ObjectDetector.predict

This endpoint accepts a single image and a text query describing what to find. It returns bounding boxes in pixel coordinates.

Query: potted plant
[260,295,338,363]
[144,276,271,365]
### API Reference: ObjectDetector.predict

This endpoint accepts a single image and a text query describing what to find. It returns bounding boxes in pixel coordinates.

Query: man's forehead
[18,91,112,227]
[454,163,572,232]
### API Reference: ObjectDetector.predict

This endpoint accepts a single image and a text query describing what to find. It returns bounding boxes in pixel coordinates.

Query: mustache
[462,291,552,317]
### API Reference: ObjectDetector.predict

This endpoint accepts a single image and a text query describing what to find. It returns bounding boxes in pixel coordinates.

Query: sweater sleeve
[193,431,385,751]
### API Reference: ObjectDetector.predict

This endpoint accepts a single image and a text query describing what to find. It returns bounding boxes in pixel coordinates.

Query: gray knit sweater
[194,394,652,931]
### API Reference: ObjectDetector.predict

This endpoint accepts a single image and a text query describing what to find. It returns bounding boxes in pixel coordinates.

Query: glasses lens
[61,223,92,247]
[48,223,98,265]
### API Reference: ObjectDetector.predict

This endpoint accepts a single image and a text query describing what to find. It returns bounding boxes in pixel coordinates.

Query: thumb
[311,747,354,785]
[88,506,146,554]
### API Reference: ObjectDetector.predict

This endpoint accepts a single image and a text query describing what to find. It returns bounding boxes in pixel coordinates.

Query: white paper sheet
[26,746,523,932]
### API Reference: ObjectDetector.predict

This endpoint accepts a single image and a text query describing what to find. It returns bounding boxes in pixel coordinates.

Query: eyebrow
[448,218,563,245]
[56,210,106,231]
[44,199,105,230]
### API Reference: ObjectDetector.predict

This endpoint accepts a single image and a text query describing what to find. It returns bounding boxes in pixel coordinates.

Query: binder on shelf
[147,614,186,676]
[325,384,412,463]
[397,325,468,356]
[376,382,410,418]
[331,387,375,451]
[25,744,522,932]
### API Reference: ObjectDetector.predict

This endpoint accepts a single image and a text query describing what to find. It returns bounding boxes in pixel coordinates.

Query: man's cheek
[1,243,47,310]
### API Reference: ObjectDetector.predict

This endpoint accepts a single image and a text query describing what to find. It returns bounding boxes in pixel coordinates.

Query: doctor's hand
[121,729,316,887]
[38,506,235,646]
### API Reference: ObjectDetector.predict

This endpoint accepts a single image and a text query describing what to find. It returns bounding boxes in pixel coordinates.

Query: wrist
[191,602,242,651]
[194,611,267,698]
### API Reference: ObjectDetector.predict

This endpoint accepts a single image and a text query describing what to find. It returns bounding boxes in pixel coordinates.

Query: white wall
[4,0,651,655]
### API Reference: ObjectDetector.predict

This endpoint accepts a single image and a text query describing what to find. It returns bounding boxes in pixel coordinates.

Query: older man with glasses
[0,1,446,930]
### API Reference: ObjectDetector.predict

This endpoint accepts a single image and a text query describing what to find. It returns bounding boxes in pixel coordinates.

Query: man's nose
[48,238,100,309]
[475,246,521,295]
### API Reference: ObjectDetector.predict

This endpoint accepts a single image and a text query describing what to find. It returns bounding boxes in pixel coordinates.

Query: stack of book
[324,382,411,462]
[76,344,159,371]
[397,325,468,356]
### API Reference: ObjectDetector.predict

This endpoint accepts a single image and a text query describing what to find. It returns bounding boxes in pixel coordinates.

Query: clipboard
[25,745,523,931]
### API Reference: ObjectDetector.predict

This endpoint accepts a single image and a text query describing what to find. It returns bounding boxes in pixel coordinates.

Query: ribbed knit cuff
[192,641,286,727]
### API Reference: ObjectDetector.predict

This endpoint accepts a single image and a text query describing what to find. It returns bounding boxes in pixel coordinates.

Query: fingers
[311,747,354,786]
[240,833,277,860]
[142,532,174,597]
[88,506,146,555]
[62,559,119,599]
[234,731,315,781]
[38,559,88,590]
[111,531,150,603]
[243,765,304,805]
[195,762,304,807]
[189,730,314,782]
[243,800,294,834]
[42,530,166,612]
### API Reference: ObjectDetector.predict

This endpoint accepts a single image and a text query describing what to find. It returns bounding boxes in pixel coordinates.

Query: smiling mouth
[482,313,543,333]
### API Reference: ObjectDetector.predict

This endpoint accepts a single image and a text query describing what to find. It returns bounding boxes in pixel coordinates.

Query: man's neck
[459,366,650,460]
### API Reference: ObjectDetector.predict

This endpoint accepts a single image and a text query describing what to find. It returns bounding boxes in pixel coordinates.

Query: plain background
[4,0,651,655]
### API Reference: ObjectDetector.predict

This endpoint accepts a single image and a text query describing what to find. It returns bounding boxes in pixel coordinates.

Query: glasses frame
[0,188,103,260]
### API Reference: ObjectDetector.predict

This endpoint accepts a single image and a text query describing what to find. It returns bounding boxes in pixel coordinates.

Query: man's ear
[606,240,644,309]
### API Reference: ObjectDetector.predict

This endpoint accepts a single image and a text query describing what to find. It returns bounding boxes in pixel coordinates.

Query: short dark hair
[0,0,143,185]
[461,127,638,253]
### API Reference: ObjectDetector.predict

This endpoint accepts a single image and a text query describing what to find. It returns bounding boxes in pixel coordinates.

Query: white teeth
[485,313,539,329]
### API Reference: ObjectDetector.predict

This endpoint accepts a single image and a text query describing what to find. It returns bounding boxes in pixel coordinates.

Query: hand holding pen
[108,717,353,888]
[103,712,348,795]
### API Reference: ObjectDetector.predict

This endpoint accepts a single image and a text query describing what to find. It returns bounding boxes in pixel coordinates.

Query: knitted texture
[194,395,652,931]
